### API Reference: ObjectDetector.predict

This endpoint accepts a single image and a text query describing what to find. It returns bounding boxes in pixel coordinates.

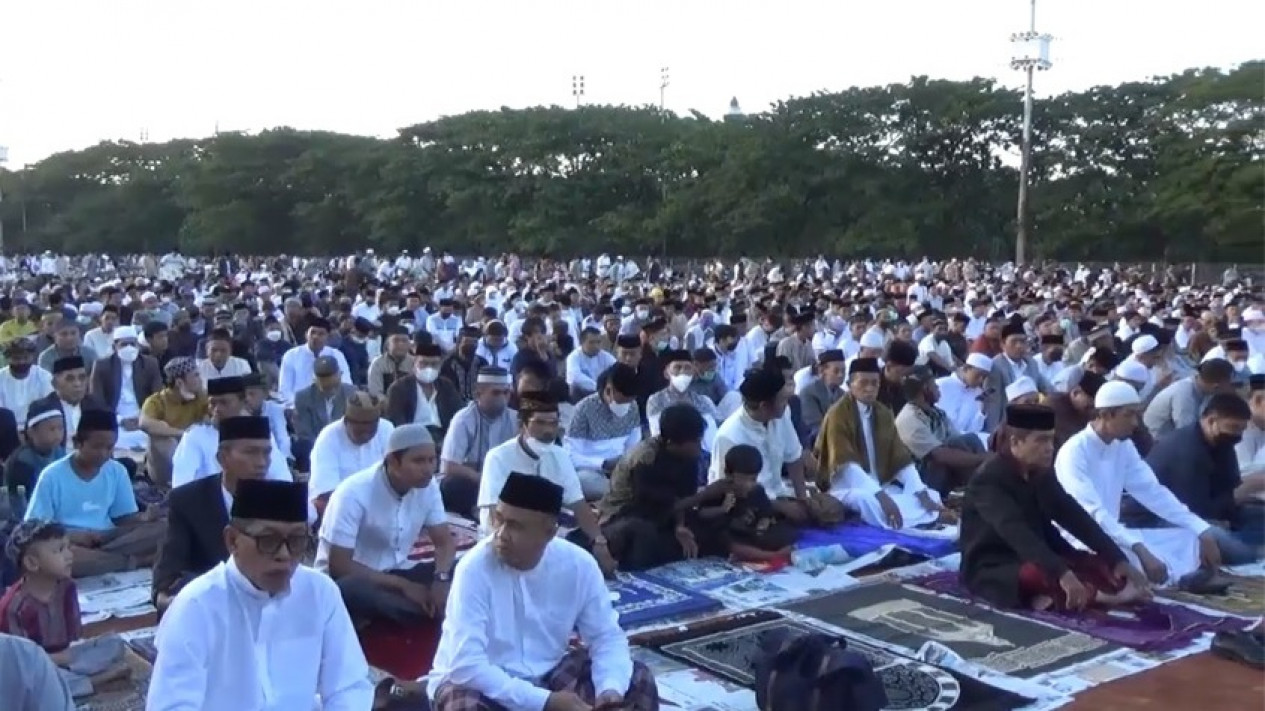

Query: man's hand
[1198,529,1223,569]
[701,478,732,499]
[399,581,433,615]
[1135,546,1169,585]
[876,492,903,529]
[1058,570,1091,611]
[720,492,737,512]
[138,504,161,522]
[546,690,592,711]
[675,525,699,559]
[594,690,624,709]
[916,490,941,513]
[1112,561,1154,602]
[70,531,102,547]
[427,581,451,616]
[593,540,618,578]
[121,417,140,431]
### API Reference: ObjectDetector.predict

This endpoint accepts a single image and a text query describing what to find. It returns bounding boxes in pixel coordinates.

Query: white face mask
[1233,360,1248,372]
[387,306,401,316]
[265,330,283,342]
[117,345,139,363]
[416,367,439,383]
[635,309,650,320]
[525,436,554,451]
[670,374,694,392]
[608,400,632,418]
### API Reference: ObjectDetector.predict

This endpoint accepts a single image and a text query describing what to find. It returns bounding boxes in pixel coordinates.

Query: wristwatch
[435,570,453,583]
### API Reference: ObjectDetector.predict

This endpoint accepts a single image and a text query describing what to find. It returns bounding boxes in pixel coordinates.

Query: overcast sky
[1,0,1260,167]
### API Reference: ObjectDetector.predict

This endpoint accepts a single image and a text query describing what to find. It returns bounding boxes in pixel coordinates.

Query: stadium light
[660,67,670,111]
[1010,0,1053,266]
[571,75,585,108]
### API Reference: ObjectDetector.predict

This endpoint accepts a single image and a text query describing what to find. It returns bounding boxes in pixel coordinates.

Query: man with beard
[894,366,988,497]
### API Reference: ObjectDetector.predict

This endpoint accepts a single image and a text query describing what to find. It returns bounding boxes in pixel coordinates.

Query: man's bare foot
[1101,581,1149,606]
[1030,594,1054,611]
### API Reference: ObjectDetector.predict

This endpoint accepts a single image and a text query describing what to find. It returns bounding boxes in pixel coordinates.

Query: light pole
[1009,0,1052,265]
[0,143,8,253]
[571,75,585,108]
[659,66,670,111]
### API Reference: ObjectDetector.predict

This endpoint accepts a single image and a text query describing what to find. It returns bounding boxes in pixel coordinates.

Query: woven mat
[76,649,151,711]
[1158,573,1265,618]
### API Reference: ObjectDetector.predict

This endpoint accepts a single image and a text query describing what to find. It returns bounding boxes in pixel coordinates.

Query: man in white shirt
[308,392,395,505]
[148,479,373,711]
[476,391,616,575]
[936,353,992,435]
[277,317,352,404]
[318,424,457,626]
[565,327,616,401]
[1237,375,1265,475]
[195,328,253,387]
[426,298,465,354]
[171,376,293,487]
[1055,381,1222,587]
[429,473,658,711]
[0,339,53,429]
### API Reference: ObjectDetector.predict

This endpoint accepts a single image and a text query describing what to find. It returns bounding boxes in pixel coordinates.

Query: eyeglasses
[235,526,312,556]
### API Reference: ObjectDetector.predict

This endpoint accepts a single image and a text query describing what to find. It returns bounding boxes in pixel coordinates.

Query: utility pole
[571,75,585,108]
[1009,0,1053,265]
[659,66,670,111]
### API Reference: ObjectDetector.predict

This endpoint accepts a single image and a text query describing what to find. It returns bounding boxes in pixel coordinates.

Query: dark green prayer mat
[780,581,1119,679]
[646,610,1032,710]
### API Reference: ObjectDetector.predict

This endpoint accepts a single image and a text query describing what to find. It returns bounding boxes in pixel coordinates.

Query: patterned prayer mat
[798,523,957,560]
[409,514,479,561]
[76,649,151,711]
[913,570,1250,653]
[645,610,1031,710]
[609,573,723,629]
[1158,573,1265,618]
[640,557,755,592]
[780,581,1118,679]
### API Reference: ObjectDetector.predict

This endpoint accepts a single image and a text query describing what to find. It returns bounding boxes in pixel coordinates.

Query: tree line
[0,62,1260,261]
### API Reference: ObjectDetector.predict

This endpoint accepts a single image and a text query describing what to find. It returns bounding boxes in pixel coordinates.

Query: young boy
[0,519,80,660]
[700,444,799,561]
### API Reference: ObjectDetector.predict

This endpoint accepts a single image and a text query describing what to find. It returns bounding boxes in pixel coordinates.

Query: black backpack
[754,629,887,711]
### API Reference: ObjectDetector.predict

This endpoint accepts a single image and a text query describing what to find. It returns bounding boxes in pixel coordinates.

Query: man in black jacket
[150,416,272,612]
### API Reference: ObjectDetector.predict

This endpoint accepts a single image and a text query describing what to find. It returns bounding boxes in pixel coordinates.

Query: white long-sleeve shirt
[428,538,634,709]
[170,421,294,488]
[564,349,615,393]
[277,346,351,405]
[0,367,53,429]
[307,418,395,501]
[935,373,986,434]
[1054,425,1210,550]
[147,558,372,711]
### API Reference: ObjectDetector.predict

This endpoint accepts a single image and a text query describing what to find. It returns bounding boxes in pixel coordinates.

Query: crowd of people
[0,249,1262,710]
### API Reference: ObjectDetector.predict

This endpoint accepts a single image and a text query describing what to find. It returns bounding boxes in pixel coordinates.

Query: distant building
[724,97,745,124]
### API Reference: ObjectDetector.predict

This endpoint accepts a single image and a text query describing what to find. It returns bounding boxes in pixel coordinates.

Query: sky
[1,0,1261,167]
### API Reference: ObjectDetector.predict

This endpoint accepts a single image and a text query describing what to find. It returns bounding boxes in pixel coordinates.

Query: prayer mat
[1158,573,1265,618]
[123,633,157,665]
[358,619,440,681]
[913,570,1250,653]
[409,514,479,561]
[640,557,754,592]
[780,581,1118,678]
[76,649,150,711]
[647,611,1031,710]
[799,522,957,560]
[609,573,723,629]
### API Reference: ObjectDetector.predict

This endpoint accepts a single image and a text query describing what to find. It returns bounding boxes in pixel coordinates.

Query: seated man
[799,349,846,441]
[1056,381,1222,588]
[139,357,209,487]
[1134,393,1265,564]
[23,409,165,577]
[597,404,725,570]
[385,343,463,436]
[151,416,272,611]
[893,366,987,496]
[564,363,643,501]
[1236,374,1265,474]
[961,403,1151,610]
[429,473,658,711]
[477,391,616,575]
[817,358,950,530]
[291,354,358,470]
[171,376,292,487]
[242,373,292,464]
[316,424,457,626]
[1142,359,1234,440]
[3,402,66,509]
[644,350,718,445]
[308,392,395,506]
[438,367,517,518]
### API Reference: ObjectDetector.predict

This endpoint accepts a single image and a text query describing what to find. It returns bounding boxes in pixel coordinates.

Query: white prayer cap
[113,326,138,342]
[1130,335,1159,355]
[1005,376,1037,402]
[1113,358,1149,385]
[1095,380,1142,409]
[965,353,993,372]
[859,329,885,349]
[1243,308,1265,324]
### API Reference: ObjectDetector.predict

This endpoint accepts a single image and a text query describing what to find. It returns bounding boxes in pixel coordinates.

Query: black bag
[753,629,887,711]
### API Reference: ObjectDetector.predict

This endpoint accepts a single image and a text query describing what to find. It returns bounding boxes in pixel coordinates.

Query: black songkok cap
[663,349,692,365]
[52,356,86,375]
[738,368,785,402]
[414,343,444,358]
[1005,404,1056,431]
[78,409,118,435]
[207,376,246,396]
[1039,334,1063,346]
[1250,374,1265,392]
[231,479,308,523]
[1001,323,1026,340]
[517,390,559,415]
[499,472,563,516]
[308,317,332,332]
[240,373,266,389]
[849,357,882,377]
[818,349,845,365]
[615,334,641,349]
[219,416,272,443]
[885,340,918,368]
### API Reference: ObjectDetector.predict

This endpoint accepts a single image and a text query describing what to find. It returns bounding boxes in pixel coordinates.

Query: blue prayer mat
[608,573,723,630]
[798,523,956,560]
[641,557,755,592]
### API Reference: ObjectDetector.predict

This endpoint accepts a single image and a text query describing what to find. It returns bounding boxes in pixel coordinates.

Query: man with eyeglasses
[149,479,373,710]
[151,416,273,614]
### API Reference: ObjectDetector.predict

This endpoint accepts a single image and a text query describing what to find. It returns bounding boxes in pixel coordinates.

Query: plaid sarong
[433,647,659,710]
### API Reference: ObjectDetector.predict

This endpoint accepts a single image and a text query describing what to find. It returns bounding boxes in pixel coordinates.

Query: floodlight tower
[1010,0,1053,265]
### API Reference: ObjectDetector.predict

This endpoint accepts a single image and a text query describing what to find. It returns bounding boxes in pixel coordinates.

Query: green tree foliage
[1,63,1260,260]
